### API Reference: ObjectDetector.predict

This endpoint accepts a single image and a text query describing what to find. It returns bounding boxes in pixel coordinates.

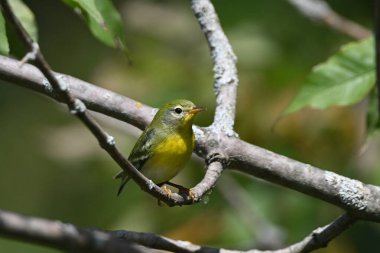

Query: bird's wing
[128,128,156,170]
[115,128,158,196]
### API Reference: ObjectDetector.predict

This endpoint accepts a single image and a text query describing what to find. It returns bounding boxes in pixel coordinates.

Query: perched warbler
[115,99,205,196]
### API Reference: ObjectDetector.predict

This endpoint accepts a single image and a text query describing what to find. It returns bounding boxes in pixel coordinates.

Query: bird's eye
[174,107,183,114]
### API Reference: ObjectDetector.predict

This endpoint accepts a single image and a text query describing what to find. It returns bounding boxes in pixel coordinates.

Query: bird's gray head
[154,99,206,129]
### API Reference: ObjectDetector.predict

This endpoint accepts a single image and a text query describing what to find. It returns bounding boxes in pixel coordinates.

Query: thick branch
[191,0,238,136]
[224,138,380,221]
[287,0,371,40]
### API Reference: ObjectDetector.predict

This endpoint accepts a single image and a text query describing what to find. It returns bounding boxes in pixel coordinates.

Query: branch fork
[19,41,39,66]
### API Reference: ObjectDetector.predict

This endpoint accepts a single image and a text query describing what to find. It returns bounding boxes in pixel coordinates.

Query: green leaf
[63,0,104,25]
[10,0,38,41]
[0,12,9,55]
[283,37,375,115]
[62,0,128,52]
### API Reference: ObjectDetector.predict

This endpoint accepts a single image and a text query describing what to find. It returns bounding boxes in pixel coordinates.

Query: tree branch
[191,0,239,136]
[0,208,355,253]
[224,137,380,222]
[269,214,356,253]
[301,214,356,252]
[0,209,144,253]
[287,0,371,40]
[189,154,226,200]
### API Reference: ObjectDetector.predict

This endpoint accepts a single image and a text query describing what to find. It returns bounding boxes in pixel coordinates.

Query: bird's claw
[162,185,173,197]
[177,187,196,202]
[158,182,197,204]
[188,189,196,202]
[157,185,173,206]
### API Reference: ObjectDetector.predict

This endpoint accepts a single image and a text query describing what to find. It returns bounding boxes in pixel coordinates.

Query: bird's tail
[114,171,131,196]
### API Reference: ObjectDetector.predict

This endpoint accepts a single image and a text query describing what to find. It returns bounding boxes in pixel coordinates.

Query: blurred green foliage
[0,0,37,55]
[10,0,38,41]
[0,11,8,54]
[0,0,379,253]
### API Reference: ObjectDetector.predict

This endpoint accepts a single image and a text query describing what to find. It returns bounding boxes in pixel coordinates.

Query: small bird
[115,99,205,196]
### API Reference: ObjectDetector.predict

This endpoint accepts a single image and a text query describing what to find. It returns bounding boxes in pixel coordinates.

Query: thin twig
[269,214,356,253]
[191,0,239,137]
[287,0,370,40]
[190,153,226,199]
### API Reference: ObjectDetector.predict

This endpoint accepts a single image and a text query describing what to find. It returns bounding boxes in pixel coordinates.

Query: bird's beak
[189,106,206,114]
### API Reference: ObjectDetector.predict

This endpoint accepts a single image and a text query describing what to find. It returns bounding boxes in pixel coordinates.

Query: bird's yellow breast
[141,133,194,184]
[155,133,192,155]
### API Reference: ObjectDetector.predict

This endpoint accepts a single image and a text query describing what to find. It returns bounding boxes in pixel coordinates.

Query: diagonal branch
[0,208,355,253]
[191,0,239,136]
[287,0,371,40]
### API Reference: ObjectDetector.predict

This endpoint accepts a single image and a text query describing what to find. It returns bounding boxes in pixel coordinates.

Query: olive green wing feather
[115,128,157,196]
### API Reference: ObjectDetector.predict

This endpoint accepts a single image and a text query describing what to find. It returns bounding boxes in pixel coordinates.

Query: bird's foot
[157,185,172,206]
[162,185,173,196]
[165,182,196,202]
[187,188,196,202]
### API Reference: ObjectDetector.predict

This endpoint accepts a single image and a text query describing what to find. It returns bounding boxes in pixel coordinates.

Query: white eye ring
[174,107,183,114]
